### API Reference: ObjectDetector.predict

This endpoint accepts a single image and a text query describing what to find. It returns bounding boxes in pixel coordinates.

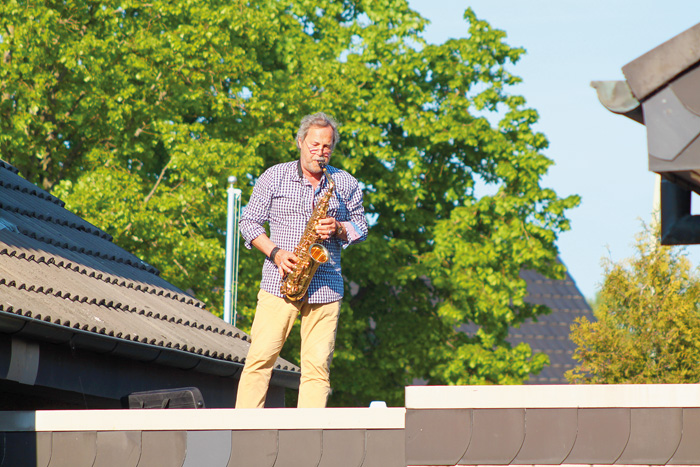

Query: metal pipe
[223,176,242,326]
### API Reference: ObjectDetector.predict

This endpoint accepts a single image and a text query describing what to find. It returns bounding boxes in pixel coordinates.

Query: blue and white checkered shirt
[240,160,368,304]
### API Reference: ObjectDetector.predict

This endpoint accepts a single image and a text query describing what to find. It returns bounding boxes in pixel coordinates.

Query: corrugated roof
[0,159,299,379]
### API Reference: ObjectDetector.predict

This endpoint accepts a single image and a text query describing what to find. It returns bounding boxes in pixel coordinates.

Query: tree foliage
[1,0,578,406]
[567,227,700,383]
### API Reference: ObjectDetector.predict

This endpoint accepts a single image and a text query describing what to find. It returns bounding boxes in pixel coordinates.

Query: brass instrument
[280,164,335,301]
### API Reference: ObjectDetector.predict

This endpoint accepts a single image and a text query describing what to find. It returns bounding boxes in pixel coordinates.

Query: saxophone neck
[321,165,335,191]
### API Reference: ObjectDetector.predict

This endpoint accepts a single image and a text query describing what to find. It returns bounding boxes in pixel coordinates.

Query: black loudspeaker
[125,387,205,409]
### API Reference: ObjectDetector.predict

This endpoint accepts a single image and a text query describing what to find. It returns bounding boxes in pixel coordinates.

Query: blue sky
[406,0,700,299]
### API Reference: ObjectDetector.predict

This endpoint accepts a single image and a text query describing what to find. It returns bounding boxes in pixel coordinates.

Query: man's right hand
[274,249,299,277]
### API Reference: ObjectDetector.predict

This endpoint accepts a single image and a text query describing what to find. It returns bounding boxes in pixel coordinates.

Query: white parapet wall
[404,384,700,466]
[405,383,700,408]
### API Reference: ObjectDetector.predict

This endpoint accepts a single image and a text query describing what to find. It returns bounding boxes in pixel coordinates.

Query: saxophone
[280,164,335,301]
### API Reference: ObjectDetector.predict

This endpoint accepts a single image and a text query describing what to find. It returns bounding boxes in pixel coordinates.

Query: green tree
[1,0,578,406]
[567,227,700,383]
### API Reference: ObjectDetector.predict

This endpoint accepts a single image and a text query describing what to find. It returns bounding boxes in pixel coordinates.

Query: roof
[622,21,700,102]
[0,159,299,401]
[510,266,593,384]
[458,262,593,384]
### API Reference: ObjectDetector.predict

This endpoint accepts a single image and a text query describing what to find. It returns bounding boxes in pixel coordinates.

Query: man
[236,112,368,408]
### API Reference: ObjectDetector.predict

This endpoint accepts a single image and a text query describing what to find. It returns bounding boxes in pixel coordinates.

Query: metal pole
[231,184,242,327]
[223,176,242,326]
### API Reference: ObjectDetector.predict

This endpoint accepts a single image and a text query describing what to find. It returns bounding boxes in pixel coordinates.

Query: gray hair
[295,112,340,150]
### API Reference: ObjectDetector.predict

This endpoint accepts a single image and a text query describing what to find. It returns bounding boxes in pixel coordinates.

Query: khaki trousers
[235,289,341,408]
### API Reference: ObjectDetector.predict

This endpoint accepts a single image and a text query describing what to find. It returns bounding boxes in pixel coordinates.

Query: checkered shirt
[240,160,368,304]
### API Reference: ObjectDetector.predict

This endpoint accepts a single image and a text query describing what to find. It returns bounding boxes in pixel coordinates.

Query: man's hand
[315,217,337,240]
[274,249,299,277]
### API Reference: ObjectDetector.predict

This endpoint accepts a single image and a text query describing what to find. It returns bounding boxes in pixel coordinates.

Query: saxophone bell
[282,243,330,302]
[309,243,330,263]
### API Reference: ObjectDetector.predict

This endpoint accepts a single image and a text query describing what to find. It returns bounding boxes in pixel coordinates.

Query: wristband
[269,247,280,263]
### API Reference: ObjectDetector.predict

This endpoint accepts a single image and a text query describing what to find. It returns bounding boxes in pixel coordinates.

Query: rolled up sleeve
[340,179,368,248]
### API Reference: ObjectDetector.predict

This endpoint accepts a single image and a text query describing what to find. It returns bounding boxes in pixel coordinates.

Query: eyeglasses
[304,138,332,156]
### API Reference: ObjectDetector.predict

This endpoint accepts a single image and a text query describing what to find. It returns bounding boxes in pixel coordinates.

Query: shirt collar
[295,159,330,189]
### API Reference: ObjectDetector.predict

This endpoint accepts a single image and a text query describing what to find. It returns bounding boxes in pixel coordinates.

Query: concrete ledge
[0,407,406,432]
[405,384,700,409]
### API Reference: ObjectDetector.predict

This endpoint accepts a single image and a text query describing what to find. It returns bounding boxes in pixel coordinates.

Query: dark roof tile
[515,267,593,384]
